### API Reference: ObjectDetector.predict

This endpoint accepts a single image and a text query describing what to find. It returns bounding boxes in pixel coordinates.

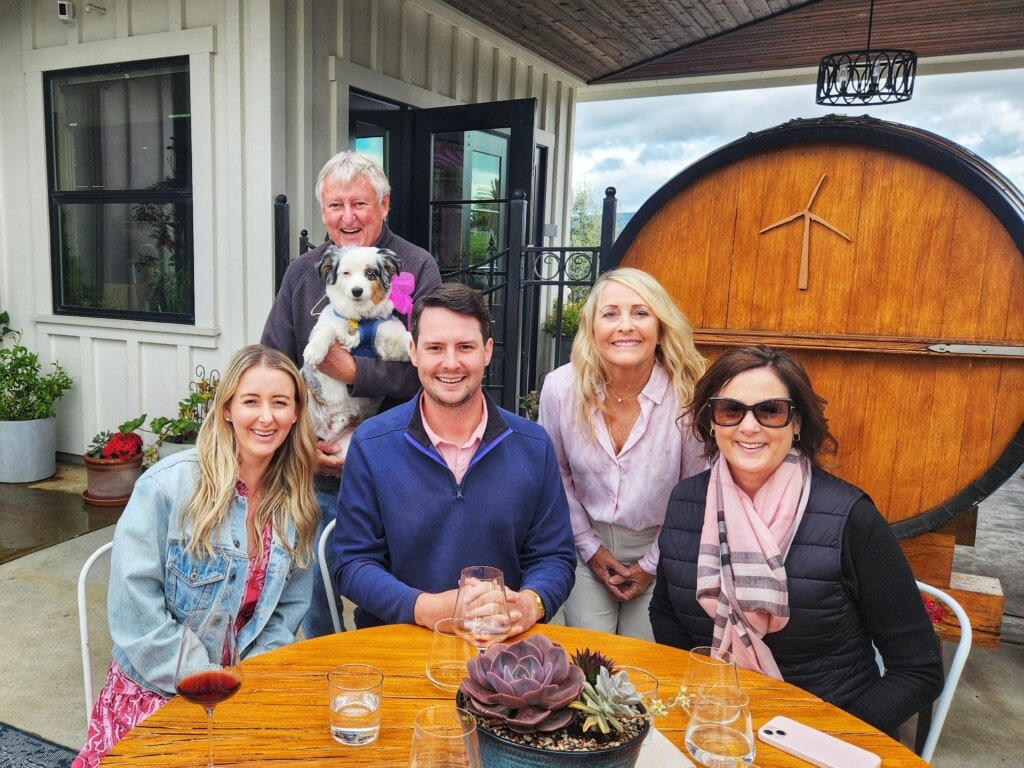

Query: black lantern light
[816,0,917,106]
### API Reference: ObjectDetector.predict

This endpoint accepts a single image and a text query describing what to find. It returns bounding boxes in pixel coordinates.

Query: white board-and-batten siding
[0,0,581,456]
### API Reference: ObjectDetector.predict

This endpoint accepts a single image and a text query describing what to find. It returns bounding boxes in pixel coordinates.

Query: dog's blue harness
[333,310,383,358]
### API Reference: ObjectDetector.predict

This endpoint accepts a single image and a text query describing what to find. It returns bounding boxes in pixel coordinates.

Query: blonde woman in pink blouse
[538,268,707,639]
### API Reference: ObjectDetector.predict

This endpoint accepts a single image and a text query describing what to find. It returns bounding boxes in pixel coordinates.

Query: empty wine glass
[452,566,511,654]
[409,705,480,767]
[677,646,739,714]
[684,684,755,766]
[174,609,243,768]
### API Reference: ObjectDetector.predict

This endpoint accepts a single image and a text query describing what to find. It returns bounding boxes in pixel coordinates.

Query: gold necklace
[605,384,645,404]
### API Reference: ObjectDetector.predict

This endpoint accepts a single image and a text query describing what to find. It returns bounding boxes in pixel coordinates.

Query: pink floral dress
[73,483,271,768]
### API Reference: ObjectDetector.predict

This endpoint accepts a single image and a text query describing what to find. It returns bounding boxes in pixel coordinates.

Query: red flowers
[100,431,143,460]
[922,595,946,626]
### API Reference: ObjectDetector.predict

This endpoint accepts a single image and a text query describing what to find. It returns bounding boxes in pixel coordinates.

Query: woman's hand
[586,547,635,601]
[607,563,655,602]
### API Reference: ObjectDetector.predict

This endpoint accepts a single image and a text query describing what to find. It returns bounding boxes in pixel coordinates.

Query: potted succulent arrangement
[0,310,74,483]
[457,635,650,768]
[83,415,147,506]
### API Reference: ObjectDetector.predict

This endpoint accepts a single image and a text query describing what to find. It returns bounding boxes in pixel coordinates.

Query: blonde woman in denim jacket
[74,345,320,768]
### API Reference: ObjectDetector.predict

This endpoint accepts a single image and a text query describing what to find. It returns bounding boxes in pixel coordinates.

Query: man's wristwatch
[522,588,545,620]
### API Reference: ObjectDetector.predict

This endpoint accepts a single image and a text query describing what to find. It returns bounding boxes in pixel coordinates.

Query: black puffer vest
[658,466,880,709]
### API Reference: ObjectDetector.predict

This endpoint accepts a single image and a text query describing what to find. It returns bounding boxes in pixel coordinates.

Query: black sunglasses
[706,397,796,428]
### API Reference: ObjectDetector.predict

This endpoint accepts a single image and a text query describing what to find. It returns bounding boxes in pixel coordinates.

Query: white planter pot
[0,417,56,483]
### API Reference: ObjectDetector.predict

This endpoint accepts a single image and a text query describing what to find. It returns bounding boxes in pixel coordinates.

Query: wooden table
[101,624,929,767]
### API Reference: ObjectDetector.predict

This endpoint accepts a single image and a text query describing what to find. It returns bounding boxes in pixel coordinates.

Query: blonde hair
[571,268,706,433]
[183,345,319,567]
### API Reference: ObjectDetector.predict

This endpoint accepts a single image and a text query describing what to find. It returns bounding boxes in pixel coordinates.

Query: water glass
[427,618,475,691]
[678,646,739,713]
[409,705,480,767]
[684,684,755,766]
[327,663,383,746]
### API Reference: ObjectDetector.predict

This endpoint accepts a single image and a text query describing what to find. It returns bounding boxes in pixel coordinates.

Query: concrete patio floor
[0,461,1020,765]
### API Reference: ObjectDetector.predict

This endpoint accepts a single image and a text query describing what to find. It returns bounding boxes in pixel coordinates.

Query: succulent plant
[569,666,643,734]
[459,635,586,733]
[571,647,617,686]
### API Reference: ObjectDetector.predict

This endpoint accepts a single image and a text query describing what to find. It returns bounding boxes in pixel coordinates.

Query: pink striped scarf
[696,450,810,679]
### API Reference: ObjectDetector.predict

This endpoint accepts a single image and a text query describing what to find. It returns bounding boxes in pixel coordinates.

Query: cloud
[573,69,1024,212]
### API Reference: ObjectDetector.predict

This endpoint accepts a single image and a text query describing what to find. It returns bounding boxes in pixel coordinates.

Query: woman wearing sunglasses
[650,345,943,736]
[538,268,707,640]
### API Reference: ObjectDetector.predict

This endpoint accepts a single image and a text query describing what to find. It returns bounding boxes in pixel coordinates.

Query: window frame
[44,56,195,324]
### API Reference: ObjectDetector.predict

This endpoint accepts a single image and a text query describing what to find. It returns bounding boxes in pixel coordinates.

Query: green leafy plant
[86,415,147,460]
[542,297,586,338]
[148,366,219,447]
[0,310,74,421]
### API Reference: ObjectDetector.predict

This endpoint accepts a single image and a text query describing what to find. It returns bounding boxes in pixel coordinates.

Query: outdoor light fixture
[815,0,916,105]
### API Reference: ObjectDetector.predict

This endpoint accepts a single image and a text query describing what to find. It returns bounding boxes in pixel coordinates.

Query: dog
[302,245,413,455]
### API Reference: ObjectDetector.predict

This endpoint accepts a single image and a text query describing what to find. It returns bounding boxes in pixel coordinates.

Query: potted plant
[457,635,650,767]
[148,365,219,458]
[0,310,74,483]
[83,415,147,506]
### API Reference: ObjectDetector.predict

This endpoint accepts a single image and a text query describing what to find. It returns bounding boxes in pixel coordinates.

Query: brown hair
[687,345,838,465]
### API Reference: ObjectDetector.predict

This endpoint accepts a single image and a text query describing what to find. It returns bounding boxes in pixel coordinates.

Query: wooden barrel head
[610,116,1024,537]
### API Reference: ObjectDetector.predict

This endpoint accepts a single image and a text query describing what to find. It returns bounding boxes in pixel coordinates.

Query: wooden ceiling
[443,0,1024,85]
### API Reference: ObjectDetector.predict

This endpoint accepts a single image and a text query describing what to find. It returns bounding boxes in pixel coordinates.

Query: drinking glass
[174,609,243,768]
[426,618,475,691]
[616,665,659,720]
[409,705,480,767]
[684,684,755,766]
[452,566,511,654]
[677,646,739,713]
[327,663,383,746]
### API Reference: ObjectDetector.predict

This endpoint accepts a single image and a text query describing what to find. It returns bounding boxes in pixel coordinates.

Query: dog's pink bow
[390,271,415,316]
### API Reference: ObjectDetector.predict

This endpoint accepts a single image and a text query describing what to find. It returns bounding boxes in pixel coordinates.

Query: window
[45,58,193,322]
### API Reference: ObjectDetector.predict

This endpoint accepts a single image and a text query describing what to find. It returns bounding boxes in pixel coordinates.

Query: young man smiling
[333,283,575,632]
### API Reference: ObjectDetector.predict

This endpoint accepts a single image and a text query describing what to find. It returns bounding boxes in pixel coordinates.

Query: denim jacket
[109,450,313,696]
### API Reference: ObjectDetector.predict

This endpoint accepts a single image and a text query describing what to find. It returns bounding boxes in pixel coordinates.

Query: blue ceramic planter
[457,693,650,768]
[474,719,649,768]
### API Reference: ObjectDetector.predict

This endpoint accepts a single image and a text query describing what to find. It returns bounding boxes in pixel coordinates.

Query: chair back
[318,518,343,633]
[916,580,972,763]
[77,540,113,723]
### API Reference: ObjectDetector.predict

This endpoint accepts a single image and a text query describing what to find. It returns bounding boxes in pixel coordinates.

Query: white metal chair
[318,518,343,633]
[915,580,972,763]
[77,540,113,724]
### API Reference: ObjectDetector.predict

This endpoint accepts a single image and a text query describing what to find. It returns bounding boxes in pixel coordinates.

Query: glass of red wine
[174,609,243,768]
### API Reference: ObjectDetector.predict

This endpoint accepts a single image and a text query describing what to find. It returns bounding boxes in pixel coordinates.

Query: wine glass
[451,566,512,654]
[684,684,755,766]
[409,705,481,767]
[174,609,243,768]
[677,646,739,713]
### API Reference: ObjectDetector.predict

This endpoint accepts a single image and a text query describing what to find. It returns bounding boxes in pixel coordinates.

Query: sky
[572,68,1024,214]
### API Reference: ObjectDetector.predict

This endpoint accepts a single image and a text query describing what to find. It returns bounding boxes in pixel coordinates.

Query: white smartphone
[757,716,881,768]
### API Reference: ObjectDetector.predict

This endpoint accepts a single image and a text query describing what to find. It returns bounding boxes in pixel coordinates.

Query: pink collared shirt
[420,394,488,484]
[538,362,707,574]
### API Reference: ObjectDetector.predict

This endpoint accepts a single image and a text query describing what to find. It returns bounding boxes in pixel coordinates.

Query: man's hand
[317,341,358,385]
[413,589,461,629]
[506,588,544,636]
[316,440,345,477]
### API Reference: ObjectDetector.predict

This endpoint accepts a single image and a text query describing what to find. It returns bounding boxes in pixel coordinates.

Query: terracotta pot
[82,453,144,506]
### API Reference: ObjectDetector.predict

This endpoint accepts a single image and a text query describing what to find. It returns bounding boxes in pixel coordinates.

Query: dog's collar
[331,308,361,332]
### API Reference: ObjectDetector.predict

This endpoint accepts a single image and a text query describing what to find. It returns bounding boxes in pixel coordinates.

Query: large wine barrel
[608,115,1024,540]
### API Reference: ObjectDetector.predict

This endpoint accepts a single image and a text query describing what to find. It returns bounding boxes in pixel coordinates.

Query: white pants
[560,521,658,641]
